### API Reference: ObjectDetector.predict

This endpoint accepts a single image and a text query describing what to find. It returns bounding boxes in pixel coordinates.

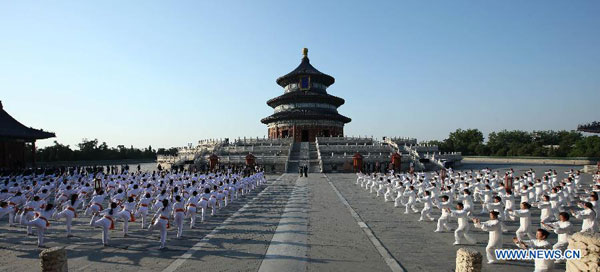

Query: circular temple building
[261,48,351,142]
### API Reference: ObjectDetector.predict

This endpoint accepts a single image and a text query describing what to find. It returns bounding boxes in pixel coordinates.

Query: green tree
[444,129,484,155]
[569,136,600,157]
[32,139,159,162]
[487,130,532,155]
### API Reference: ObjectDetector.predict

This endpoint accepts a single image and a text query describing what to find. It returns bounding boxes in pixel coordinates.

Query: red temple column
[293,125,296,141]
[209,154,219,171]
[504,174,513,192]
[352,152,363,173]
[391,152,402,172]
[245,153,256,167]
[94,178,103,191]
[440,168,447,187]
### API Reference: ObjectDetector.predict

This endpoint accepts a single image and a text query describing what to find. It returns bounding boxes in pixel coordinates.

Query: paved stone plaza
[0,165,593,271]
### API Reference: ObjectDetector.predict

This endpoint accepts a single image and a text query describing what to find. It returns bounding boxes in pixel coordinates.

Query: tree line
[424,129,600,157]
[26,139,179,162]
[25,130,600,162]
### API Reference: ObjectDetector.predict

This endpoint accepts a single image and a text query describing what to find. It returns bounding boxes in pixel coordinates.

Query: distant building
[160,49,463,173]
[0,101,55,169]
[578,121,600,134]
[261,48,351,142]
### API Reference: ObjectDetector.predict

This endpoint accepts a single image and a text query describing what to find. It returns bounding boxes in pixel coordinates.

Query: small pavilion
[578,122,600,134]
[0,101,55,169]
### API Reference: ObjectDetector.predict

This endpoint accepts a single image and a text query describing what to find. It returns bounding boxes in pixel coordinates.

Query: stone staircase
[286,143,301,173]
[308,143,321,172]
[299,142,310,161]
[286,142,322,173]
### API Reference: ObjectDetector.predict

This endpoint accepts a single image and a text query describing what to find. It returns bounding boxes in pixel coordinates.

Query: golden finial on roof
[302,48,308,57]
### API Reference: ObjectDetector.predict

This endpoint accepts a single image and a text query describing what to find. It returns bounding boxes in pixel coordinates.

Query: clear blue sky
[1,1,599,149]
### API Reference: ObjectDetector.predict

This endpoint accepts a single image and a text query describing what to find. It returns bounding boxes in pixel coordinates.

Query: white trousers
[91,217,111,245]
[24,218,47,246]
[55,210,75,235]
[454,224,476,245]
[149,219,168,248]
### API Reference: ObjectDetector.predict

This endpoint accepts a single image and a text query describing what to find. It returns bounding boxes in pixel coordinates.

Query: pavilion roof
[266,91,345,108]
[261,108,351,124]
[276,51,335,87]
[0,101,56,141]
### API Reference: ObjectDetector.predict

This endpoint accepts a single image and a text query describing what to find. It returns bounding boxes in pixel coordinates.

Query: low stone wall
[566,232,600,272]
[40,247,68,272]
[265,163,286,173]
[583,165,599,174]
[157,162,172,170]
[462,157,596,166]
[35,159,155,167]
[455,247,482,272]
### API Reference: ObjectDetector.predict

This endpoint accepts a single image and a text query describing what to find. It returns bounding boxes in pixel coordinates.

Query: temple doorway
[301,130,309,142]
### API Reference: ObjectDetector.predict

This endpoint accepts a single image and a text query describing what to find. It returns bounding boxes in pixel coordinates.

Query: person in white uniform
[417,191,435,221]
[0,202,12,222]
[85,190,106,221]
[116,197,136,237]
[542,211,573,264]
[509,202,535,241]
[135,193,153,229]
[403,186,419,214]
[571,202,597,233]
[449,203,476,245]
[434,195,451,232]
[149,198,171,249]
[473,211,503,264]
[54,194,82,237]
[90,202,118,246]
[513,229,553,272]
[173,195,185,239]
[24,204,55,247]
[186,191,200,228]
[198,188,211,223]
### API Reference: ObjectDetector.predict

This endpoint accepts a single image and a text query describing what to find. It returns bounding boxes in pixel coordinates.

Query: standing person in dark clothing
[304,165,308,177]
